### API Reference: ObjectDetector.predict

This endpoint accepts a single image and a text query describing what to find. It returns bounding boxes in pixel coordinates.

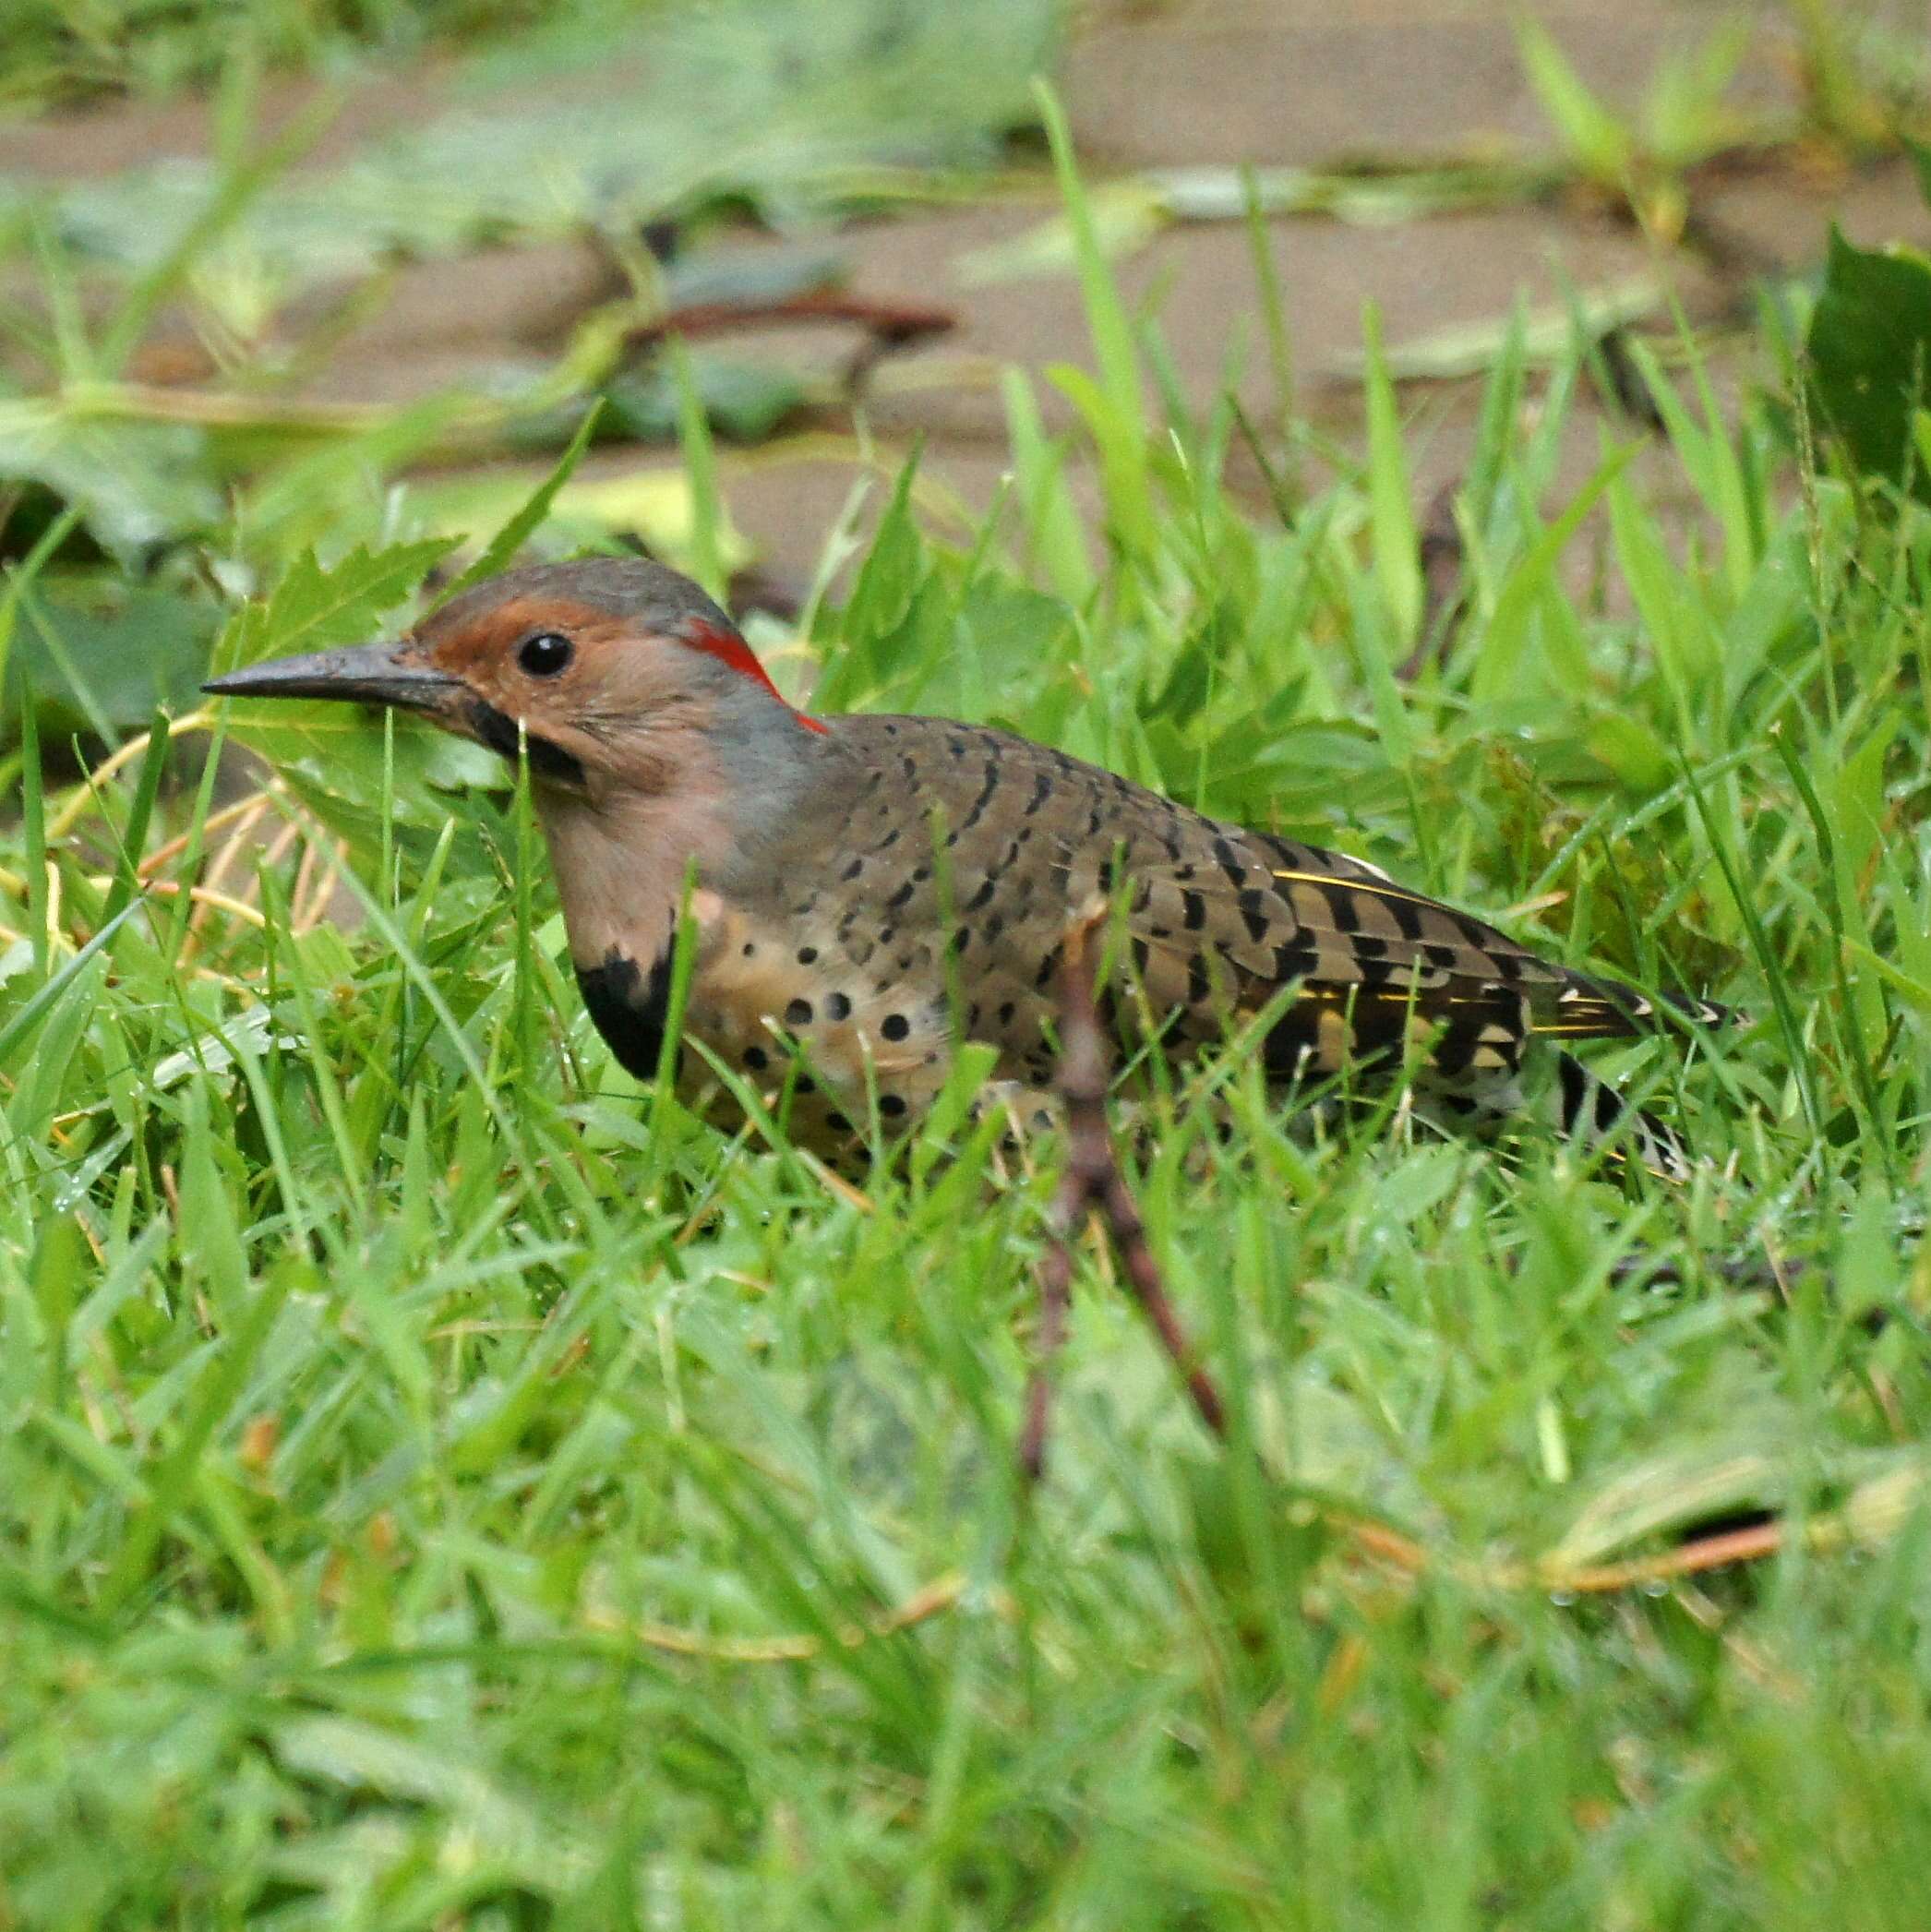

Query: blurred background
[6,15,1931,1923]
[2,0,1927,738]
[0,0,1923,753]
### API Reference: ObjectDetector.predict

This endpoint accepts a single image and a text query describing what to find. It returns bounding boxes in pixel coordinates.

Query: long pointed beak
[203,640,460,714]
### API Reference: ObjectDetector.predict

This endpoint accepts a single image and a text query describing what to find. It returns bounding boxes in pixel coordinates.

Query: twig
[1542,1519,1785,1594]
[134,881,270,930]
[626,288,954,410]
[182,810,296,962]
[1021,907,1227,1479]
[1019,1229,1073,1480]
[293,836,350,936]
[624,290,954,358]
[591,1568,983,1662]
[138,787,277,880]
[1397,479,1467,679]
[43,706,218,839]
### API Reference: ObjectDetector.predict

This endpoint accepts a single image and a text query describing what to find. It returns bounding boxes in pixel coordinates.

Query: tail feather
[1554,1050,1693,1182]
[1650,988,1736,1031]
[1538,970,1737,1041]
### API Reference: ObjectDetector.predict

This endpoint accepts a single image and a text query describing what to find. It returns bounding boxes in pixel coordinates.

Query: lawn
[3,6,1930,1926]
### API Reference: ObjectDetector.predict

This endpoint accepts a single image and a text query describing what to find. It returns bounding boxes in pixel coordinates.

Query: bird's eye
[517,631,573,678]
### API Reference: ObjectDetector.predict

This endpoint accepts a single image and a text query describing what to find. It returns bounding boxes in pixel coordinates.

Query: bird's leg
[1021,909,1228,1480]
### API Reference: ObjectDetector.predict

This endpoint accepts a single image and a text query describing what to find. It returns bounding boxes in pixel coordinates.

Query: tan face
[409,593,658,788]
[414,592,610,713]
[207,590,738,798]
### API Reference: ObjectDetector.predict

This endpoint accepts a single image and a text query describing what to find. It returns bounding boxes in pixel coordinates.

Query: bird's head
[204,558,822,801]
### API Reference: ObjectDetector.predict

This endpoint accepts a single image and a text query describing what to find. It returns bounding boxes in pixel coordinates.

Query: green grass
[5,67,1931,1932]
[2,0,657,107]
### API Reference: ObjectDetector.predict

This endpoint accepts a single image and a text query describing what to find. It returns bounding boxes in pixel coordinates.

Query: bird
[205,557,1722,1171]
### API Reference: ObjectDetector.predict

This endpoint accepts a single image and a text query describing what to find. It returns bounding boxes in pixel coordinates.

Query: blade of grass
[1036,78,1155,567]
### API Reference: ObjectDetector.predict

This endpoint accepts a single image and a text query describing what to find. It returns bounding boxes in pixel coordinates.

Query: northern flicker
[206,558,1721,1170]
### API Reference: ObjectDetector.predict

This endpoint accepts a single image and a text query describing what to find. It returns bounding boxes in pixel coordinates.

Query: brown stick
[1021,910,1227,1478]
[1397,479,1467,680]
[1017,1237,1072,1480]
[624,291,955,354]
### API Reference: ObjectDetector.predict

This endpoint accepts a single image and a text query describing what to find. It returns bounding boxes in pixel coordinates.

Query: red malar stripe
[683,619,827,733]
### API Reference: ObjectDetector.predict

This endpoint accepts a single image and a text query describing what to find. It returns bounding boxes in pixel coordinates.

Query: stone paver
[1699,153,1930,267]
[845,196,1708,408]
[2,2,1922,586]
[1064,2,1799,167]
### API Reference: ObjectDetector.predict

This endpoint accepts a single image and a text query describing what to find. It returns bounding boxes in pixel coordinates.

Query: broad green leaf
[2,585,216,749]
[1806,224,1931,498]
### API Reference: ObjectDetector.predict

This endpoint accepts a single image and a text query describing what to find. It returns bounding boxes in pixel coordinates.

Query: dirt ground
[5,0,1925,589]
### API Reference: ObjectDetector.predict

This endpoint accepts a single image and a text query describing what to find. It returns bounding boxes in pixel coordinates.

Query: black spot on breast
[785,998,814,1027]
[576,945,676,1081]
[882,1013,910,1041]
[468,700,586,788]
